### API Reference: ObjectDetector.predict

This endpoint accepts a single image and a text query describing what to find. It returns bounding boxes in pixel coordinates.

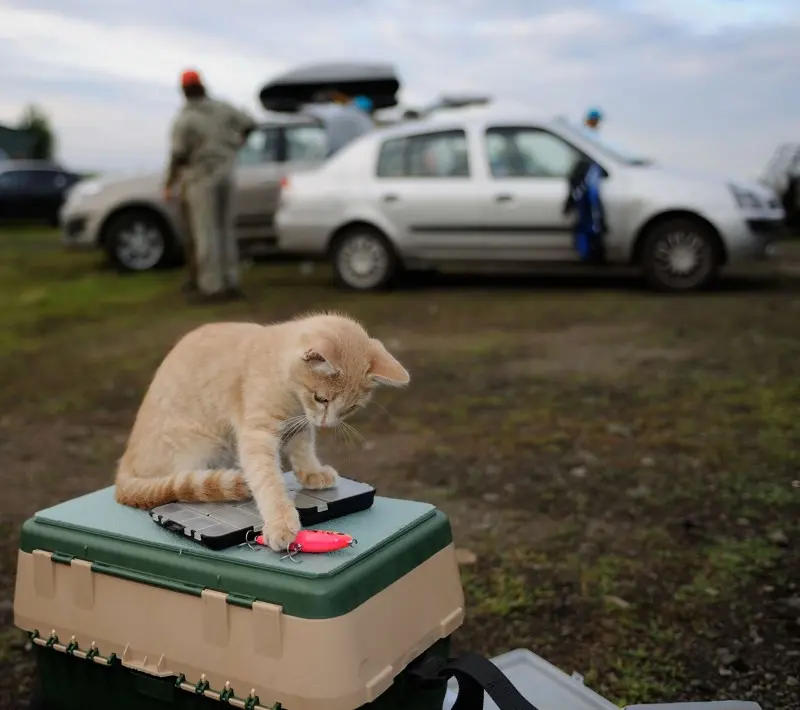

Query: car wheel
[640,217,721,292]
[104,209,174,273]
[331,227,399,291]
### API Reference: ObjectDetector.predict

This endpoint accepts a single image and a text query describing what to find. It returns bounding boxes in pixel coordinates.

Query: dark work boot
[224,286,245,301]
[186,290,232,305]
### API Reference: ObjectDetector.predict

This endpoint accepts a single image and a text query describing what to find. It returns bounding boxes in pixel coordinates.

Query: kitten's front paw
[263,502,301,552]
[296,464,339,490]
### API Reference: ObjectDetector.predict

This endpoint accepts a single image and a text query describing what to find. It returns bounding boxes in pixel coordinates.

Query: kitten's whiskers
[279,414,308,443]
[371,402,395,421]
[340,420,364,444]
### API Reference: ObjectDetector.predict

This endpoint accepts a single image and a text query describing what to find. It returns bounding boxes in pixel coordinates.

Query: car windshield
[558,121,652,166]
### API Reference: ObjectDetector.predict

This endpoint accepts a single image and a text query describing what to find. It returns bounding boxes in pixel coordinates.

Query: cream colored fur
[114,312,409,551]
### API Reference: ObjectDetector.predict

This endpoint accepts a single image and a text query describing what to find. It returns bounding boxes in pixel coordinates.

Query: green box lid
[19,487,453,619]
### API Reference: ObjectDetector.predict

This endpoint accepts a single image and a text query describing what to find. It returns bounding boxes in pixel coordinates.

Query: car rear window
[285,125,328,162]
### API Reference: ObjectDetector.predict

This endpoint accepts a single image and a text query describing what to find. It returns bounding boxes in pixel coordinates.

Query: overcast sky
[0,0,797,179]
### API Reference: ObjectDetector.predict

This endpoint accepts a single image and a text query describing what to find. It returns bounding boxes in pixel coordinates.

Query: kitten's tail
[114,469,250,509]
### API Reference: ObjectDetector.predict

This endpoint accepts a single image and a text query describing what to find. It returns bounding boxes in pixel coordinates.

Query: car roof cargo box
[259,61,401,113]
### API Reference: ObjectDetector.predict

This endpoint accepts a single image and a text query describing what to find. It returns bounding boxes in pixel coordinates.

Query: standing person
[584,107,603,131]
[306,95,375,156]
[563,157,607,264]
[177,170,198,294]
[163,69,256,303]
[351,95,374,118]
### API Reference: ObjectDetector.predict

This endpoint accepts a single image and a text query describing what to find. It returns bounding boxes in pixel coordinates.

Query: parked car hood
[70,171,162,200]
[637,162,773,197]
[102,172,161,194]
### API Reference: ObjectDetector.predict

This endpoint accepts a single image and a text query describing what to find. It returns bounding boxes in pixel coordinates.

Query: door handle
[382,194,399,202]
[495,193,513,203]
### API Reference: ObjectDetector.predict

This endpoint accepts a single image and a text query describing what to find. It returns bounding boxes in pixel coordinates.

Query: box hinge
[30,628,277,709]
[201,589,229,647]
[174,674,278,709]
[30,630,117,666]
[226,592,256,609]
[252,600,283,658]
[51,551,74,565]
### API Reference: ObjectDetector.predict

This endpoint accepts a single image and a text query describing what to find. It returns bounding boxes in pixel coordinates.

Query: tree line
[16,103,56,160]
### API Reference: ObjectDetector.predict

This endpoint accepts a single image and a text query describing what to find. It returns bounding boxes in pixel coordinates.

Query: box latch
[252,601,283,658]
[201,589,229,647]
[32,550,55,599]
[70,558,94,609]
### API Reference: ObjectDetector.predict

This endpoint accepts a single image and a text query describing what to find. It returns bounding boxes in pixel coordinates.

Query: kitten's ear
[302,342,340,376]
[369,339,410,387]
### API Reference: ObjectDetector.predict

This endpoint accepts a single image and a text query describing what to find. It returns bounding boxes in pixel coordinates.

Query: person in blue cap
[584,107,603,131]
[352,95,374,115]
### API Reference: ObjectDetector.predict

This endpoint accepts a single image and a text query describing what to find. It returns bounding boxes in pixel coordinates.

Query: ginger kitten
[114,312,409,551]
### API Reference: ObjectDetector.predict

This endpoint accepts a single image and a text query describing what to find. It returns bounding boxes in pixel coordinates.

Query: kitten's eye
[313,393,329,404]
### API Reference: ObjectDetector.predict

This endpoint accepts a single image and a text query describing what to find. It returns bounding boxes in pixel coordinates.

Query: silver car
[59,108,368,272]
[275,106,786,291]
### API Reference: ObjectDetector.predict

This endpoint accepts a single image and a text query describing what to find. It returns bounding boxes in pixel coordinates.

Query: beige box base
[15,544,465,710]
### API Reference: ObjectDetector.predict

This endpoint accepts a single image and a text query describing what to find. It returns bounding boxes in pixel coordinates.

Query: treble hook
[280,543,303,563]
[245,529,261,550]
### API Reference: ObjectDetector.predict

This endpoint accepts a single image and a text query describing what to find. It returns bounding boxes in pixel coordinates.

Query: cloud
[0,0,798,179]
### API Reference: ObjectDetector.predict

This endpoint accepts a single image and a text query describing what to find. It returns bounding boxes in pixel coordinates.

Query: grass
[1,228,799,709]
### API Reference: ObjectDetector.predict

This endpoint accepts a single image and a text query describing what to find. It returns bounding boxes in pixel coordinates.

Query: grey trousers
[185,173,238,294]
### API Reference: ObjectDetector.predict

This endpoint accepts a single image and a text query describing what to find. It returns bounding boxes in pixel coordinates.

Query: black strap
[411,651,541,710]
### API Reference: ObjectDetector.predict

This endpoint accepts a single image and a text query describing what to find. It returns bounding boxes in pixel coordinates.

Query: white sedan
[275,105,786,291]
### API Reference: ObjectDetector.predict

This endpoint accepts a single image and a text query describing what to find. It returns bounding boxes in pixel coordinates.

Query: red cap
[180,69,202,87]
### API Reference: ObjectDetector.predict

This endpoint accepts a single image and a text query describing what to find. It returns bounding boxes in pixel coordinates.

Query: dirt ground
[1,230,799,709]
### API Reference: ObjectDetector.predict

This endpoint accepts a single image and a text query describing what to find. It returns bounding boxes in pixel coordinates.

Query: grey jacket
[165,95,256,187]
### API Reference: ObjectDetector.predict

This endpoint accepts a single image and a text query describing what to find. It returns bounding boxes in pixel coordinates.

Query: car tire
[330,226,400,291]
[640,217,721,292]
[103,209,179,273]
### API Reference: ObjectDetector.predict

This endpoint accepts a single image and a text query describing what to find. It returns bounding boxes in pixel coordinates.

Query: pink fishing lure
[255,529,357,554]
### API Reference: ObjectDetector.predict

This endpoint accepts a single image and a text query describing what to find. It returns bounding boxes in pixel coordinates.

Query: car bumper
[59,210,101,249]
[721,215,787,263]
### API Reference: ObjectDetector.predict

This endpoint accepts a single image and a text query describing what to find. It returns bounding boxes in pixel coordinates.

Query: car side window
[376,130,470,178]
[29,170,67,191]
[376,137,407,178]
[0,170,29,190]
[486,127,581,179]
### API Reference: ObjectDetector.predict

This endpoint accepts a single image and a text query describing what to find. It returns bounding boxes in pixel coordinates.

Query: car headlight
[66,179,103,202]
[729,184,763,210]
